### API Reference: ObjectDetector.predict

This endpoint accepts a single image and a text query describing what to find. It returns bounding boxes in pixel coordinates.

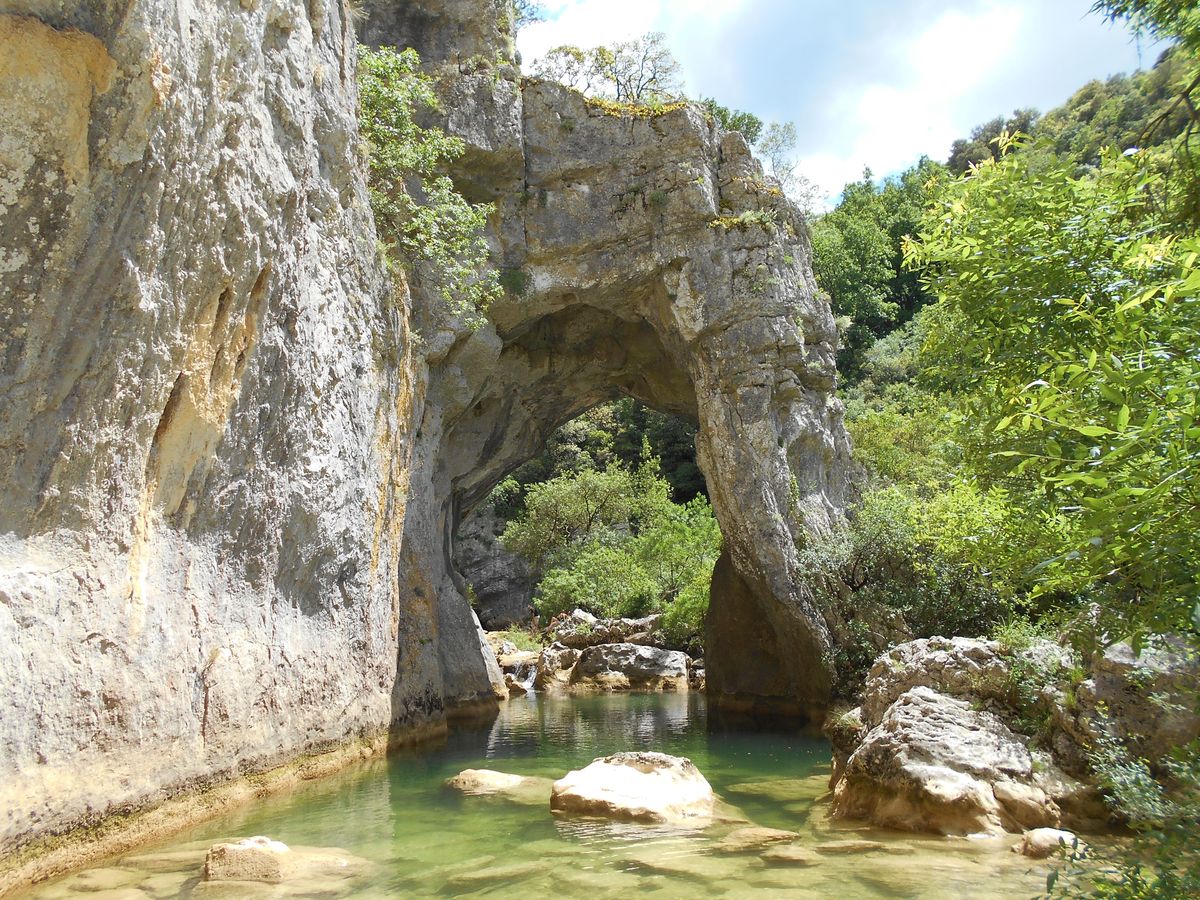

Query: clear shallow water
[27,693,1054,898]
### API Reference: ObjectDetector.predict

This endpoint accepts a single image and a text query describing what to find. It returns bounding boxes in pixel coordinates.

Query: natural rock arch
[384,63,855,722]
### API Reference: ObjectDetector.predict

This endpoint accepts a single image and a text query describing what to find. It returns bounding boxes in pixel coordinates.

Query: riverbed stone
[446,769,527,794]
[204,837,291,883]
[760,844,821,866]
[551,752,715,824]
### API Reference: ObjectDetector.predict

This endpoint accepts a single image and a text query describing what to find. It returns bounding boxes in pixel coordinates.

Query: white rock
[550,752,714,824]
[1014,828,1082,859]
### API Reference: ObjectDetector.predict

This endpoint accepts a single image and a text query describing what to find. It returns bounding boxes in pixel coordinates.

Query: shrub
[357,47,498,325]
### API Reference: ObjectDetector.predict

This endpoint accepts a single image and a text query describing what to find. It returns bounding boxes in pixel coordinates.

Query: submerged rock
[714,827,799,853]
[446,770,527,794]
[202,836,366,885]
[446,769,553,806]
[569,643,689,692]
[204,837,290,883]
[550,752,715,824]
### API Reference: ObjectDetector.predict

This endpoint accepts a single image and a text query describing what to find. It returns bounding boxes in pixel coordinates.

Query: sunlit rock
[550,752,715,824]
[569,643,689,692]
[1013,828,1082,859]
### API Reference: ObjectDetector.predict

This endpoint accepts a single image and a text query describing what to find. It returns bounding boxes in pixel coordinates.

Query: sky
[516,0,1162,208]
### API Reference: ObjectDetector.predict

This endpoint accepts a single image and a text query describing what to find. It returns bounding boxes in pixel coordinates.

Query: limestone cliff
[364,1,853,719]
[0,0,464,873]
[0,0,852,880]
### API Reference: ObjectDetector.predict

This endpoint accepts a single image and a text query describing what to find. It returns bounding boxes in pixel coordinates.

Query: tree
[509,0,544,33]
[947,108,1040,174]
[530,32,683,104]
[756,121,798,189]
[906,136,1200,638]
[700,98,763,143]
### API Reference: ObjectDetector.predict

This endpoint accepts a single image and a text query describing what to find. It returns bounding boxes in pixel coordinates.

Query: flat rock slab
[814,839,887,855]
[714,827,800,853]
[760,844,821,866]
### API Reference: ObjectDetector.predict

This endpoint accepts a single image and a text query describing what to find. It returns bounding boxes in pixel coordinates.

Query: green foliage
[357,47,498,325]
[1047,735,1200,898]
[500,465,647,570]
[800,483,1014,689]
[507,0,544,34]
[1035,49,1194,168]
[947,108,1040,174]
[537,544,660,620]
[700,98,764,143]
[498,627,543,652]
[502,456,719,645]
[810,160,944,380]
[907,137,1200,638]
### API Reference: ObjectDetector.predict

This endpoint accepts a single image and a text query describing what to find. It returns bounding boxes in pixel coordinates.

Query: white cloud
[517,1,659,63]
[516,0,750,71]
[796,2,1025,206]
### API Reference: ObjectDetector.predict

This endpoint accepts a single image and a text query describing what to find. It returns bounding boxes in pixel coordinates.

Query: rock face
[453,502,533,629]
[829,636,1198,836]
[363,2,853,727]
[534,643,581,691]
[0,0,509,867]
[570,643,690,692]
[551,752,715,823]
[1,0,851,870]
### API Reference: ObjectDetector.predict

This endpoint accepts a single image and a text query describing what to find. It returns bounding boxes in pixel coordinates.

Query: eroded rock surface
[830,636,1197,836]
[453,502,533,630]
[550,752,715,824]
[570,643,690,693]
[0,0,500,868]
[1,0,852,873]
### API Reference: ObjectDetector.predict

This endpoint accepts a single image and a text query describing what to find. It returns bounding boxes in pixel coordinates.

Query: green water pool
[25,693,1056,898]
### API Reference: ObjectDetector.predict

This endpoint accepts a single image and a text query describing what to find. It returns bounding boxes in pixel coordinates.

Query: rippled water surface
[27,693,1055,898]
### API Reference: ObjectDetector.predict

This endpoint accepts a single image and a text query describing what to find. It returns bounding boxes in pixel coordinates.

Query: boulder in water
[1014,827,1082,859]
[204,837,290,883]
[569,643,688,692]
[550,751,714,824]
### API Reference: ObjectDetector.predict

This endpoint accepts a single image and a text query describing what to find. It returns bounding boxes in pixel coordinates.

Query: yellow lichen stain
[125,268,272,614]
[0,15,115,190]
